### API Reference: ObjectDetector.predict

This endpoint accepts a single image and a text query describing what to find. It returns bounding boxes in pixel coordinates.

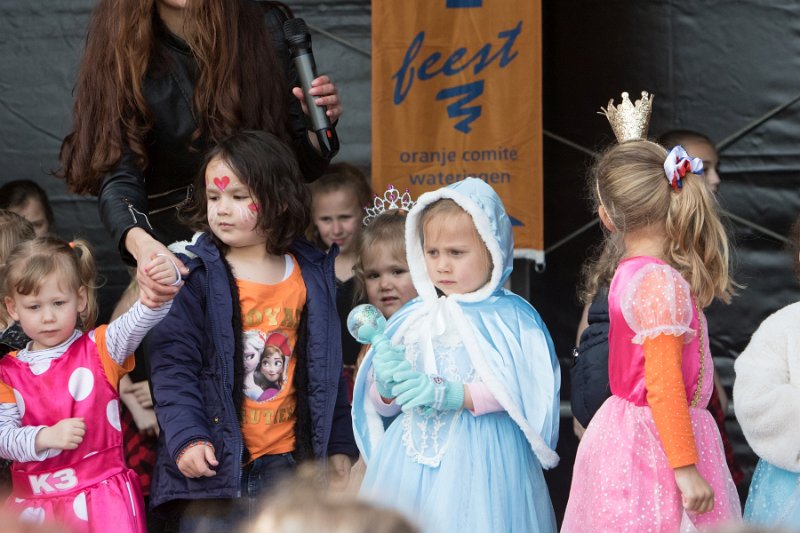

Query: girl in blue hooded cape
[351,178,560,533]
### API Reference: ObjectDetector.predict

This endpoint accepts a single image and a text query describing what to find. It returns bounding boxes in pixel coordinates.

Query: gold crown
[599,91,653,142]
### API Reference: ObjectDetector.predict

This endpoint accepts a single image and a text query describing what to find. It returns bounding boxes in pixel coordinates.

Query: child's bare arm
[120,376,159,437]
[126,380,154,409]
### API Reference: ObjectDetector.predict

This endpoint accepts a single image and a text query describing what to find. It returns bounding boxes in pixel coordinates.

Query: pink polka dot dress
[0,331,146,532]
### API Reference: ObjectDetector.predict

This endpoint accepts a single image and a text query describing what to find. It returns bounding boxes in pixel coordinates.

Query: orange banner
[371,0,543,258]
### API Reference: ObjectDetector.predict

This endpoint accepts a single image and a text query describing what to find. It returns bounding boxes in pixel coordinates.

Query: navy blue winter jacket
[569,288,611,429]
[148,232,357,509]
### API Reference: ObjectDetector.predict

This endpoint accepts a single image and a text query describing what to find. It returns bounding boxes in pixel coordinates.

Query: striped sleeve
[104,300,173,365]
[0,403,50,462]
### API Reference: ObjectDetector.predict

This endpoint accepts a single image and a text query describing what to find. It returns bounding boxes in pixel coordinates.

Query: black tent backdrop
[2,0,800,523]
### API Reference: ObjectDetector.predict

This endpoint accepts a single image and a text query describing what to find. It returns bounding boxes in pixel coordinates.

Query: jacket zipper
[123,197,154,230]
[203,256,243,497]
[147,185,194,215]
[322,249,338,465]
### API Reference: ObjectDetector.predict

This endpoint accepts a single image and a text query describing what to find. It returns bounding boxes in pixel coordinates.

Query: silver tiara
[363,185,416,225]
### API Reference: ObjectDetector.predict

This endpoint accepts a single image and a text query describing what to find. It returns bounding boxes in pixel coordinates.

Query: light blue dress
[744,459,800,528]
[352,178,560,533]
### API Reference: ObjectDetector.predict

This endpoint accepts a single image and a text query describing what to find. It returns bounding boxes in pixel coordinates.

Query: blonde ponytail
[664,174,734,307]
[589,139,735,307]
[69,239,99,330]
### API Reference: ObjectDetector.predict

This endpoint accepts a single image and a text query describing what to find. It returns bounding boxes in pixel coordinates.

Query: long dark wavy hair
[58,0,293,196]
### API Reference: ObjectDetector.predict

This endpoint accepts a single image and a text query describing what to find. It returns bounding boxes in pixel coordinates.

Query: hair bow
[663,145,704,191]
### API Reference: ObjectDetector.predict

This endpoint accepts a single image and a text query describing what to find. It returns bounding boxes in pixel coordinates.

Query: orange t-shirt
[238,255,306,461]
[0,325,134,403]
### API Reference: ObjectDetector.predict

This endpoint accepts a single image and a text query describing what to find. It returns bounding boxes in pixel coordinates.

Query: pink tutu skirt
[563,396,741,532]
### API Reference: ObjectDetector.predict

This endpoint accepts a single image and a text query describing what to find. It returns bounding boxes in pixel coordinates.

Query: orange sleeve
[0,381,15,403]
[0,352,18,403]
[94,325,135,390]
[643,334,698,468]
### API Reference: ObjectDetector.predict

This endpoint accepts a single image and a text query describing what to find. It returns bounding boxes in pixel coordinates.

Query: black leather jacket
[97,3,331,263]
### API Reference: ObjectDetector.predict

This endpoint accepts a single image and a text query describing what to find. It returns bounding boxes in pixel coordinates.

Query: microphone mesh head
[283,17,309,43]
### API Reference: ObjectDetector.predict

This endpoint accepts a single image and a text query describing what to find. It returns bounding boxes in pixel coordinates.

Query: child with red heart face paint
[148,130,357,531]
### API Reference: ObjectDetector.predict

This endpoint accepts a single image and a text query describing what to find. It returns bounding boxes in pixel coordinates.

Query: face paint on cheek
[244,203,258,220]
[236,206,257,223]
[207,204,219,224]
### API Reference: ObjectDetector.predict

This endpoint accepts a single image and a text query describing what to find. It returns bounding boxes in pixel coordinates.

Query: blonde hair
[307,162,373,248]
[578,238,621,305]
[352,209,410,305]
[2,237,99,330]
[245,464,419,533]
[419,199,493,279]
[0,210,37,327]
[243,329,267,354]
[0,210,36,266]
[584,139,733,307]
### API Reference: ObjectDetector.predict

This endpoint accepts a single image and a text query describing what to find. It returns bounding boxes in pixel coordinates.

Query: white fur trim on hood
[405,178,511,304]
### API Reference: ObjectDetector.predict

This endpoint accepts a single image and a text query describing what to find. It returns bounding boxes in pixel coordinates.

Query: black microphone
[283,17,339,158]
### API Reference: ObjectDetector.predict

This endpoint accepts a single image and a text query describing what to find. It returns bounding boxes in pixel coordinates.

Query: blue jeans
[177,453,297,533]
[241,452,297,517]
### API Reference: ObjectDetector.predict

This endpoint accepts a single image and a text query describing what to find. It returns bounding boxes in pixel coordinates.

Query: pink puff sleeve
[621,263,695,345]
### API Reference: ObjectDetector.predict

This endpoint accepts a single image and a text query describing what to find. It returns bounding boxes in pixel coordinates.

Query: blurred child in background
[0,180,55,237]
[308,163,372,395]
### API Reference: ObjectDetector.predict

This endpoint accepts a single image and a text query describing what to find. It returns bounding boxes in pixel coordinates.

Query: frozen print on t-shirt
[243,330,268,401]
[242,329,290,401]
[256,332,290,401]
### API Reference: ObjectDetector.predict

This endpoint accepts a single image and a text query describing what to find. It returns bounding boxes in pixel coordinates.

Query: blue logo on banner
[392,21,522,134]
[436,81,484,134]
[447,0,482,7]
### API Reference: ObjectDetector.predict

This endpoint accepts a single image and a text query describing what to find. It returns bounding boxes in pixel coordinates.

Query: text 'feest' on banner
[371,0,543,261]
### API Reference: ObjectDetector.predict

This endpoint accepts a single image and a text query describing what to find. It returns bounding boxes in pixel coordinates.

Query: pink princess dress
[0,328,146,532]
[562,256,740,532]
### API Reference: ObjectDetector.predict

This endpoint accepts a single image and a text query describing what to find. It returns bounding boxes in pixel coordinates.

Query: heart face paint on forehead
[213,175,231,191]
